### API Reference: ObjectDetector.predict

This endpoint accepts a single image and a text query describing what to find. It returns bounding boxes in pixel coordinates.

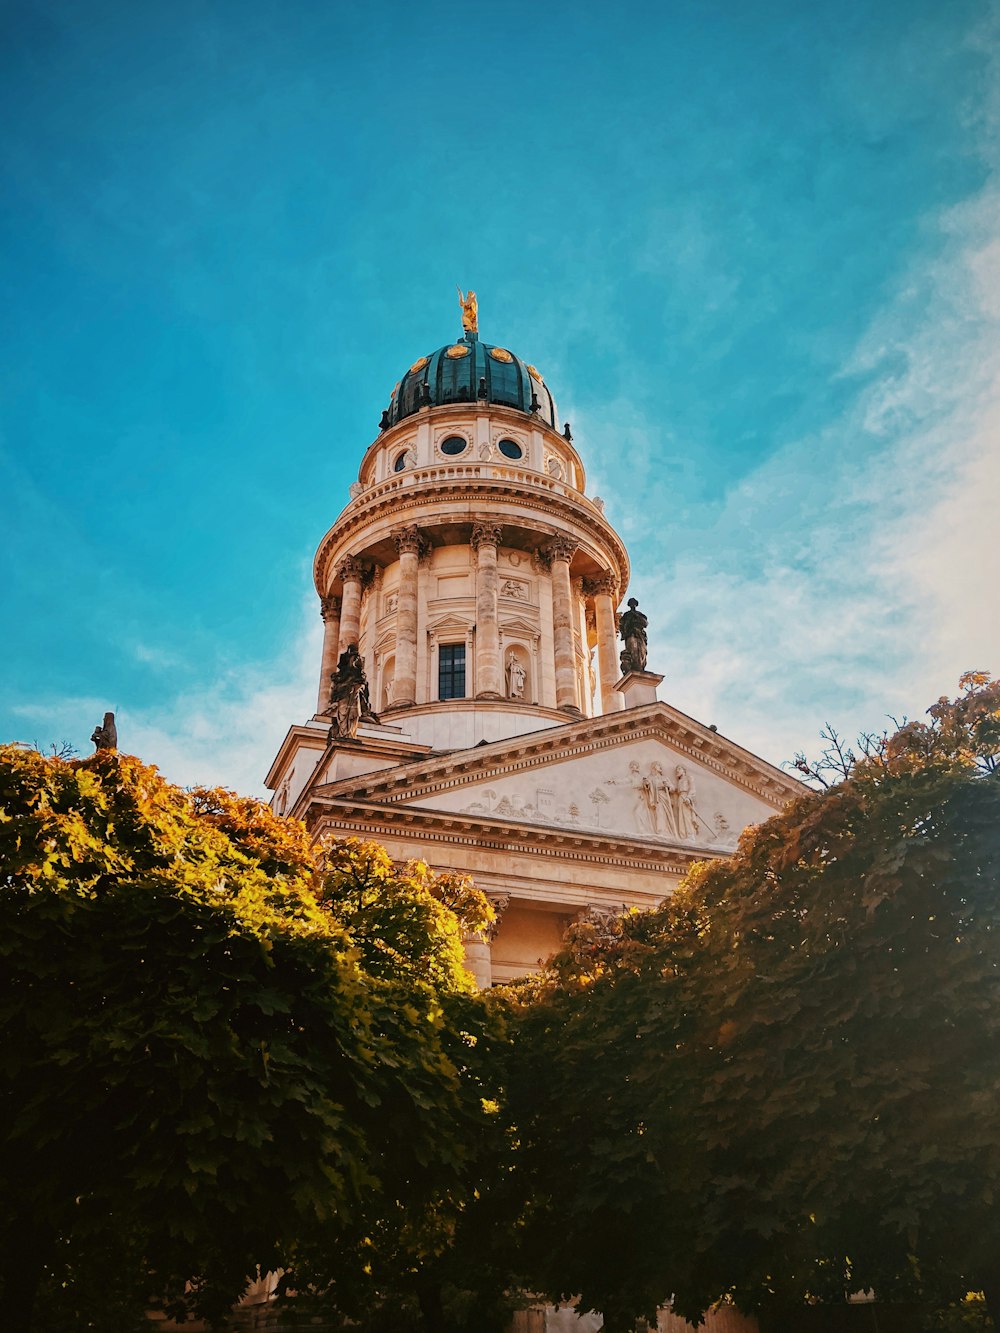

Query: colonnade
[316,524,626,717]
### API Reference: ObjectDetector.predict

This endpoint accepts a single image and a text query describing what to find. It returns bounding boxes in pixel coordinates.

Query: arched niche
[380,654,396,711]
[503,642,531,703]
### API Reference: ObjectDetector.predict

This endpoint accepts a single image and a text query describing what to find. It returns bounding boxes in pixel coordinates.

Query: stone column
[317,595,342,714]
[462,893,511,989]
[336,557,363,657]
[462,932,493,989]
[392,526,422,706]
[472,519,503,698]
[590,574,623,713]
[546,536,581,713]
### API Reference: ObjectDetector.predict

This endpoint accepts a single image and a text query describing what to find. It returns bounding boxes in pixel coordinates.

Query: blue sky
[3,0,997,792]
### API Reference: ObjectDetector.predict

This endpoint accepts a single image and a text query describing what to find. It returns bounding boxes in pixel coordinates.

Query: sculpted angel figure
[457,286,478,335]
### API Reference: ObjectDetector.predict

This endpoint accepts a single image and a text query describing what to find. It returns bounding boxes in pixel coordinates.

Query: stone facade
[266,329,799,987]
[260,323,797,1327]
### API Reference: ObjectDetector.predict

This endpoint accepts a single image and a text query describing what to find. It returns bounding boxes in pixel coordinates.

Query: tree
[665,673,1000,1327]
[504,908,701,1333]
[275,839,518,1333]
[0,745,499,1331]
[505,674,1000,1331]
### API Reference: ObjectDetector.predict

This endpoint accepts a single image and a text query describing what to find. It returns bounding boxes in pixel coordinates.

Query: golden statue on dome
[457,286,478,335]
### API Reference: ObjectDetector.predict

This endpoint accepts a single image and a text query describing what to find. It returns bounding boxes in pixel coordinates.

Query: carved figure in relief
[673,765,701,840]
[506,652,527,699]
[91,712,117,752]
[501,579,527,599]
[618,597,648,673]
[649,761,679,838]
[328,644,375,740]
[607,760,655,835]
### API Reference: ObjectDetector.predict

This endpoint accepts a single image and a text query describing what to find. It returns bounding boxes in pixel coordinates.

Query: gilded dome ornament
[445,344,471,358]
[489,347,513,363]
[409,355,429,373]
[457,286,478,334]
[527,364,544,382]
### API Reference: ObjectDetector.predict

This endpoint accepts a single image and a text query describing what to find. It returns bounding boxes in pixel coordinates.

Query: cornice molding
[304,796,701,875]
[307,702,803,811]
[314,474,629,596]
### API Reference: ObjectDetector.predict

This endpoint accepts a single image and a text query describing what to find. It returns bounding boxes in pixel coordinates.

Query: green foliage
[0,745,500,1331]
[504,675,1000,1329]
[277,843,517,1332]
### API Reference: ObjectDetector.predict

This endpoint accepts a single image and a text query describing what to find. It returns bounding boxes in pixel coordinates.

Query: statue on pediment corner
[91,711,117,752]
[328,644,377,741]
[618,597,648,673]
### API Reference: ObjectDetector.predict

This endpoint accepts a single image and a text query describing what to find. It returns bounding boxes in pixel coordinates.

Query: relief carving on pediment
[459,760,735,848]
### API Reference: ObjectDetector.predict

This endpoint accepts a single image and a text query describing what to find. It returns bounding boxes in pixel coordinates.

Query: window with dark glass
[498,438,523,460]
[439,355,472,404]
[393,451,408,472]
[438,643,466,699]
[440,435,467,456]
[399,376,424,418]
[488,360,522,407]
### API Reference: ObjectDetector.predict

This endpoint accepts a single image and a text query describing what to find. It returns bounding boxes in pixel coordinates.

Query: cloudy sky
[2,0,997,793]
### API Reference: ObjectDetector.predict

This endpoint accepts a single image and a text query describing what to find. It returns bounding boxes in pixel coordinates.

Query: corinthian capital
[392,525,425,557]
[584,572,619,600]
[484,891,511,942]
[545,534,579,565]
[471,519,503,551]
[320,594,342,622]
[337,555,363,584]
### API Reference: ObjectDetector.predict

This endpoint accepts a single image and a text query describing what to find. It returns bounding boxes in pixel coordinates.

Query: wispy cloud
[582,177,999,769]
[12,601,322,795]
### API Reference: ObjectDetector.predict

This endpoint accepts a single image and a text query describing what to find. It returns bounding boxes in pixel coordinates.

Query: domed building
[265,299,800,985]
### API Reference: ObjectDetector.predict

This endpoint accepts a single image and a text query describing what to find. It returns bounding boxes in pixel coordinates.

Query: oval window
[393,452,408,472]
[440,436,467,457]
[498,438,523,460]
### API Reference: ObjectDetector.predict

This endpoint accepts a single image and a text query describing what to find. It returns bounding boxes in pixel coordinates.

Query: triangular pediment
[311,703,802,855]
[427,612,473,635]
[500,612,540,636]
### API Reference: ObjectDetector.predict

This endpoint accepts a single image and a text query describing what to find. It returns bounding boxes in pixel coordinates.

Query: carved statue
[649,761,678,838]
[506,652,526,700]
[328,644,376,740]
[673,765,701,840]
[457,286,478,335]
[618,597,648,673]
[607,760,655,835]
[91,711,117,752]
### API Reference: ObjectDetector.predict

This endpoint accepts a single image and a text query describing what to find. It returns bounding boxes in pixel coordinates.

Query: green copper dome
[382,333,558,431]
